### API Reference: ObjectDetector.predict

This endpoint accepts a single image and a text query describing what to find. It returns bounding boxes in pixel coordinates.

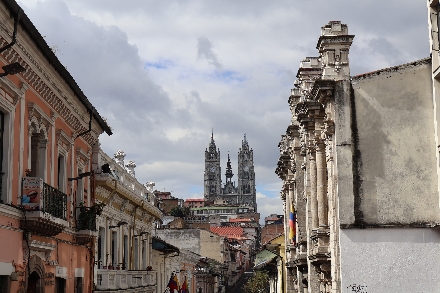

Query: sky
[16,0,429,224]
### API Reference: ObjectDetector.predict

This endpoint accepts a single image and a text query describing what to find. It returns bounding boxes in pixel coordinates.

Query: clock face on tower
[243,166,249,172]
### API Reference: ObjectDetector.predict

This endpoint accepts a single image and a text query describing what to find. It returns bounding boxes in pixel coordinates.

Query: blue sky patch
[144,59,173,69]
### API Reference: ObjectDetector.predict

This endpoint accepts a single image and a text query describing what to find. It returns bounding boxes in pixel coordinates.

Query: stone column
[316,139,328,227]
[309,148,318,230]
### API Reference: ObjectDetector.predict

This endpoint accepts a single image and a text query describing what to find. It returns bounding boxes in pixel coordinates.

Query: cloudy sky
[17,0,429,224]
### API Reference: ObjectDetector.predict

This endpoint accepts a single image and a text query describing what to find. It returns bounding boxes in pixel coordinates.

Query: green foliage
[242,271,270,293]
[169,206,190,218]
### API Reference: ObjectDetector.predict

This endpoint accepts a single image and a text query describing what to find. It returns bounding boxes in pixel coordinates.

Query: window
[74,277,83,293]
[98,228,105,268]
[76,168,84,206]
[30,130,48,179]
[55,277,66,293]
[134,238,139,270]
[0,275,9,293]
[112,231,118,266]
[56,277,66,293]
[123,235,129,269]
[57,154,66,192]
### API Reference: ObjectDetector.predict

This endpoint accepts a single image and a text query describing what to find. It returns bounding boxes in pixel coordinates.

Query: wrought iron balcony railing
[77,207,96,231]
[42,182,67,220]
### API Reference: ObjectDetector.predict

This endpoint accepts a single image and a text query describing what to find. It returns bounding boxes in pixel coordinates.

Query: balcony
[96,269,157,291]
[76,204,104,244]
[20,179,68,237]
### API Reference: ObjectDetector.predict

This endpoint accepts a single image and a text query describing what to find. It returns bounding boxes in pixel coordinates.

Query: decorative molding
[0,76,26,106]
[56,129,73,157]
[0,204,22,219]
[76,147,90,170]
[0,29,101,145]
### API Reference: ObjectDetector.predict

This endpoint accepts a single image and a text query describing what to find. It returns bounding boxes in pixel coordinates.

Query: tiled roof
[225,223,258,228]
[210,226,244,239]
[229,218,251,222]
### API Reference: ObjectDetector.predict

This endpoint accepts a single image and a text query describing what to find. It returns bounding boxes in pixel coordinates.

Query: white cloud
[197,37,222,70]
[256,193,283,225]
[16,0,429,221]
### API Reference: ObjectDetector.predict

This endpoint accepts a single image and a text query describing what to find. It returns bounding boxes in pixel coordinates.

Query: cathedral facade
[204,133,257,211]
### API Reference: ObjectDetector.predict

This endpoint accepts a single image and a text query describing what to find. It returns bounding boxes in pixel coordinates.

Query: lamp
[68,171,92,181]
[0,63,25,77]
[109,221,128,229]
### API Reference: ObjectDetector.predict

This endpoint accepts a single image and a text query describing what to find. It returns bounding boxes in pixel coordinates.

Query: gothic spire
[225,153,234,180]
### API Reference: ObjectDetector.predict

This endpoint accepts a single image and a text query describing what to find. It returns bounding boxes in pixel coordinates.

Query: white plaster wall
[340,228,440,293]
[351,64,439,224]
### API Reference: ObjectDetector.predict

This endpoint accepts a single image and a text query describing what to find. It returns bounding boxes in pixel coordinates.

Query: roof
[226,222,259,228]
[161,217,176,226]
[264,233,285,245]
[2,0,112,135]
[185,199,204,202]
[229,218,252,222]
[253,249,278,270]
[210,226,245,239]
[152,237,180,253]
[190,206,240,210]
[352,57,431,82]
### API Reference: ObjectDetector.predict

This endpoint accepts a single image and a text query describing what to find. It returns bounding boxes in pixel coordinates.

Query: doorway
[27,272,40,293]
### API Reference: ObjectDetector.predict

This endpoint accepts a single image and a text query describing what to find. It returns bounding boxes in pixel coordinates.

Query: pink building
[0,1,111,292]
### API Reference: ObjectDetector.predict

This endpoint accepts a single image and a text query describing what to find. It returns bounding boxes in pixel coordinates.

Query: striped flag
[289,203,296,244]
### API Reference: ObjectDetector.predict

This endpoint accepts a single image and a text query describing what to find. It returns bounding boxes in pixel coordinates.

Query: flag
[180,276,188,293]
[167,274,179,292]
[289,203,296,244]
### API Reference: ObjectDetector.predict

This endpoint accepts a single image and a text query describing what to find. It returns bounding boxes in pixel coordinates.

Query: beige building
[92,147,162,292]
[276,12,440,293]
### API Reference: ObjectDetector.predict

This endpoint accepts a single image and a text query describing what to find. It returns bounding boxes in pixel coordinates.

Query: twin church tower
[203,132,257,211]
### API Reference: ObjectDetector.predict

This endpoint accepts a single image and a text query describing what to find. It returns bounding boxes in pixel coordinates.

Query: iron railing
[76,207,97,231]
[42,182,67,220]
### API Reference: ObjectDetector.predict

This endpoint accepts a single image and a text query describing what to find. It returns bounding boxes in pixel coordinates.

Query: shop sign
[21,177,43,211]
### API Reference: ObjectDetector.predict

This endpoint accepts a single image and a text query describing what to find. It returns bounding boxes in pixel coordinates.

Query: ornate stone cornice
[95,174,162,220]
[0,31,101,145]
[308,80,335,104]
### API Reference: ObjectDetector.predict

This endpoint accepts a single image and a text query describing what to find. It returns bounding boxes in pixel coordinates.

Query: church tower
[237,134,257,211]
[222,154,238,204]
[204,132,221,202]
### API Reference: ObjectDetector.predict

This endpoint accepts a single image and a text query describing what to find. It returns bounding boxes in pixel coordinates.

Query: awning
[253,249,278,270]
[152,236,180,254]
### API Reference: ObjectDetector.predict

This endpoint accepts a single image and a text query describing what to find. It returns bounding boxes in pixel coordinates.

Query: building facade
[0,1,112,292]
[204,133,257,211]
[277,16,440,293]
[92,147,162,292]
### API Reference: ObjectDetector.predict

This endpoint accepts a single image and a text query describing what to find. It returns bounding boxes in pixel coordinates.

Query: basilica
[204,133,257,211]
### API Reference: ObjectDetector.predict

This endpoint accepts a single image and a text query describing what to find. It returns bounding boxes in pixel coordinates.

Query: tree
[242,271,270,293]
[169,206,190,218]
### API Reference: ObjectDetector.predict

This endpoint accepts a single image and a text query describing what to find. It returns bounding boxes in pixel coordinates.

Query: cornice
[0,0,112,135]
[0,204,22,219]
[0,31,100,145]
[95,175,162,220]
